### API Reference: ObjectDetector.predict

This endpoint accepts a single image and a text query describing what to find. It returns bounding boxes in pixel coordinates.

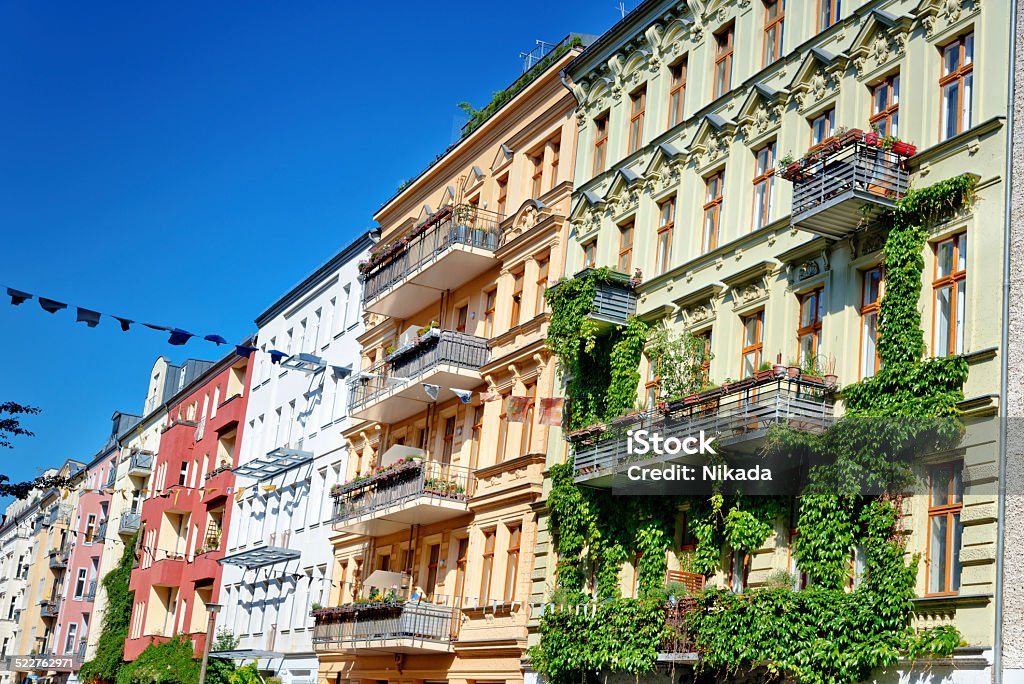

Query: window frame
[926,462,964,596]
[818,0,841,31]
[483,289,497,337]
[656,197,675,274]
[593,112,610,174]
[496,175,508,217]
[628,86,647,154]
[535,255,550,315]
[797,288,825,366]
[583,240,597,269]
[740,311,764,378]
[668,57,687,127]
[480,529,497,604]
[940,32,974,141]
[859,267,884,378]
[703,170,724,253]
[714,24,735,98]
[504,525,522,602]
[762,0,785,67]
[510,270,525,328]
[752,143,776,231]
[932,233,967,357]
[618,221,634,273]
[869,73,900,138]
[809,108,836,150]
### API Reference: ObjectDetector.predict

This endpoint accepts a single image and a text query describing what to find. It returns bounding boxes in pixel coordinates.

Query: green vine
[535,175,977,683]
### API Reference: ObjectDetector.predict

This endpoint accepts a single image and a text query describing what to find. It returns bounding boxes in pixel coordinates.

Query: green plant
[116,636,199,684]
[79,533,137,684]
[212,628,239,652]
[646,326,713,401]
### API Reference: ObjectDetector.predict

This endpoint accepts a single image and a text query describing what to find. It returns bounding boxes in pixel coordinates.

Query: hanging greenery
[534,174,978,683]
[79,533,137,684]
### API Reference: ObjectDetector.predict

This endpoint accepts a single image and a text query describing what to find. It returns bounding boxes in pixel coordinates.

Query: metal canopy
[218,545,301,569]
[281,353,326,373]
[233,447,313,480]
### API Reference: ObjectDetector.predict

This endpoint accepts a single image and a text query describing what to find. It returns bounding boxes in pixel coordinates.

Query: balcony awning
[209,649,285,660]
[233,447,313,480]
[280,353,326,373]
[218,545,301,569]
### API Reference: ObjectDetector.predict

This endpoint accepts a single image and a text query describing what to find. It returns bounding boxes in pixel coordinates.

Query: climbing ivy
[534,175,977,683]
[79,533,137,684]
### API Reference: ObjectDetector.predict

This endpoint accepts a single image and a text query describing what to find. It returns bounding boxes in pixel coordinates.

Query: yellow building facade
[315,35,589,684]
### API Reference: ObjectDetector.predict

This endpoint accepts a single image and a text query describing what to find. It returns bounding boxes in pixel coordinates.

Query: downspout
[995,0,1018,681]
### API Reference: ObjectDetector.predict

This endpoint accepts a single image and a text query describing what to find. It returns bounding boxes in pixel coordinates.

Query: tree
[0,401,73,498]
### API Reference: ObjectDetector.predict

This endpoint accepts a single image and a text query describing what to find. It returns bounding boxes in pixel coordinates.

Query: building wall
[0,491,48,684]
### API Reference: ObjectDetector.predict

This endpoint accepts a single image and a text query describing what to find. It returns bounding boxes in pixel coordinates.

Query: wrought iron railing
[312,602,458,646]
[790,140,909,219]
[362,204,504,304]
[332,460,473,524]
[119,512,141,533]
[348,330,489,412]
[661,598,699,655]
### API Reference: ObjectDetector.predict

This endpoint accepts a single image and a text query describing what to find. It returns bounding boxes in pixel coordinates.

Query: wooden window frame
[713,24,735,98]
[535,255,550,315]
[504,525,522,602]
[644,356,660,409]
[818,0,840,31]
[697,329,713,384]
[440,415,456,465]
[667,57,687,127]
[583,240,597,269]
[496,175,508,217]
[618,221,634,274]
[496,394,510,463]
[809,109,836,150]
[480,529,496,604]
[549,140,560,191]
[926,462,964,596]
[869,73,900,138]
[593,112,609,174]
[628,86,646,154]
[703,170,724,253]
[454,537,469,607]
[940,33,974,140]
[762,0,785,67]
[530,153,544,199]
[469,405,484,471]
[740,311,764,377]
[752,143,775,231]
[483,289,496,338]
[656,197,674,274]
[455,304,468,333]
[520,382,536,456]
[797,288,825,365]
[859,267,884,378]
[932,233,967,357]
[510,270,525,328]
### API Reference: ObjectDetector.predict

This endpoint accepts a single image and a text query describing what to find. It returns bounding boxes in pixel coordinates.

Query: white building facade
[218,231,375,683]
[0,491,47,684]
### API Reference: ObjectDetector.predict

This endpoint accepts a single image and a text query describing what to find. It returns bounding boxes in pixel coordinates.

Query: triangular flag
[422,383,439,401]
[7,288,31,305]
[235,344,258,358]
[204,334,228,345]
[452,388,472,404]
[39,297,67,314]
[76,307,102,327]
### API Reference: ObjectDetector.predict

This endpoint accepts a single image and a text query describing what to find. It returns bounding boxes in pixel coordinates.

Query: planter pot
[772,364,786,378]
[730,377,757,391]
[865,131,879,146]
[802,374,824,385]
[824,374,839,389]
[754,369,775,382]
[787,366,801,379]
[698,387,723,401]
[891,141,916,156]
[683,394,700,406]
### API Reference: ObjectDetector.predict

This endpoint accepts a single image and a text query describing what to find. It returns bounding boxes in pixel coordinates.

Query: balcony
[126,451,154,477]
[332,459,473,536]
[39,599,60,618]
[48,545,70,569]
[118,512,141,535]
[551,269,637,328]
[781,129,911,239]
[85,580,97,601]
[571,376,836,487]
[348,329,489,424]
[361,204,504,319]
[146,551,188,586]
[661,598,699,659]
[312,602,458,654]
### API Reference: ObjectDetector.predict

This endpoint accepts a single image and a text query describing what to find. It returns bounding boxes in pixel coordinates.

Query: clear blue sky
[0,1,628,498]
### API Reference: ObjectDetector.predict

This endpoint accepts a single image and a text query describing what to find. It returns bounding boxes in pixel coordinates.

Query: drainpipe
[995,1,1019,681]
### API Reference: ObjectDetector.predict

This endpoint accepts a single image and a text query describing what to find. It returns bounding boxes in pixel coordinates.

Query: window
[798,289,825,366]
[455,305,468,333]
[483,289,496,337]
[469,405,484,470]
[84,514,98,544]
[74,568,88,599]
[504,526,522,602]
[752,143,775,231]
[64,623,78,655]
[697,329,713,384]
[928,462,964,595]
[583,240,597,268]
[520,383,536,456]
[549,140,560,190]
[425,544,441,597]
[819,0,840,30]
[441,416,456,465]
[454,537,469,607]
[860,267,884,378]
[730,551,749,593]
[763,0,785,66]
[703,171,724,253]
[510,271,524,328]
[741,311,763,378]
[618,221,634,273]
[668,58,687,127]
[656,198,674,274]
[535,255,550,315]
[628,87,646,154]
[593,112,609,174]
[480,530,496,604]
[530,152,544,199]
[178,462,188,487]
[496,175,508,216]
[496,394,510,463]
[870,74,900,137]
[713,24,735,98]
[644,357,659,409]
[941,33,974,140]
[933,234,967,356]
[810,109,835,148]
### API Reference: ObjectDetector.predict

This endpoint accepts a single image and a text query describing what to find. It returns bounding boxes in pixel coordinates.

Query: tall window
[496,394,510,463]
[618,221,634,273]
[703,171,724,253]
[593,112,609,174]
[697,329,713,383]
[940,33,974,141]
[64,623,78,655]
[549,141,560,190]
[520,383,536,455]
[530,153,544,199]
[628,87,646,154]
[84,514,98,544]
[928,462,964,595]
[504,526,522,602]
[860,267,884,378]
[810,109,835,148]
[426,544,441,596]
[535,256,550,315]
[713,24,735,98]
[454,538,469,607]
[583,240,597,269]
[656,198,675,274]
[455,304,468,333]
[870,74,900,137]
[496,176,508,217]
[74,568,88,599]
[741,311,763,377]
[668,58,687,127]
[483,289,496,337]
[644,357,659,409]
[510,271,524,328]
[763,0,785,66]
[441,416,456,465]
[933,233,967,356]
[752,143,775,231]
[819,0,841,30]
[480,530,496,604]
[469,405,484,470]
[798,289,825,366]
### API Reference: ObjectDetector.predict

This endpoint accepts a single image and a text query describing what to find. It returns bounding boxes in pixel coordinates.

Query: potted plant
[891,140,916,156]
[786,360,802,379]
[754,361,775,382]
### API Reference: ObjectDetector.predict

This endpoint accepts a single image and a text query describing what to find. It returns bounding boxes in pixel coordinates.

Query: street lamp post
[197,603,223,684]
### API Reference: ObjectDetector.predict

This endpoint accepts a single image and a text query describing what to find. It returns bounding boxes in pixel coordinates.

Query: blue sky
[0,1,627,498]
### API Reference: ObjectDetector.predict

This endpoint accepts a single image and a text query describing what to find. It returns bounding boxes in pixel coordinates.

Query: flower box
[891,141,916,156]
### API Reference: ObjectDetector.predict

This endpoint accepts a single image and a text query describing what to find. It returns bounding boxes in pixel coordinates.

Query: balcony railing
[119,512,141,534]
[312,602,458,650]
[783,130,911,239]
[39,599,60,618]
[348,330,489,423]
[127,451,154,475]
[572,376,835,486]
[661,598,699,656]
[551,269,637,327]
[48,545,70,569]
[332,460,473,534]
[85,580,97,601]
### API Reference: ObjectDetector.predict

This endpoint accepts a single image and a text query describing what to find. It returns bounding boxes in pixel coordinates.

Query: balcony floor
[335,495,470,536]
[791,189,899,239]
[351,366,484,424]
[316,637,454,655]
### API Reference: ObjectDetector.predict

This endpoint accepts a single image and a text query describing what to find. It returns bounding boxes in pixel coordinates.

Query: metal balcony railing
[332,460,473,524]
[362,204,504,304]
[572,377,835,484]
[312,602,458,646]
[85,580,97,601]
[119,512,141,534]
[103,467,117,489]
[127,451,154,473]
[661,598,699,656]
[348,330,489,412]
[39,599,60,618]
[48,545,70,568]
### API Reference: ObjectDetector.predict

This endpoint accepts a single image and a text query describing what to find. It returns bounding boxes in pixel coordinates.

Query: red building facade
[124,354,250,660]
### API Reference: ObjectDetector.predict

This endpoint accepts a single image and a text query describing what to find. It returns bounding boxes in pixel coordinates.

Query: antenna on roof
[617,2,626,18]
[520,40,555,73]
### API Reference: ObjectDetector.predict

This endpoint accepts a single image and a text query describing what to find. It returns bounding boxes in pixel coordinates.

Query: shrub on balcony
[330,457,418,497]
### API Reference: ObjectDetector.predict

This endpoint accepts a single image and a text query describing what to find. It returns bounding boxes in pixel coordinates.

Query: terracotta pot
[754,369,775,382]
[787,366,801,379]
[773,364,786,378]
[824,374,839,388]
[892,141,916,156]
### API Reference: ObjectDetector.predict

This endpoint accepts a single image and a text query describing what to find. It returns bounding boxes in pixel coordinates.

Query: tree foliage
[0,401,74,498]
[116,636,200,684]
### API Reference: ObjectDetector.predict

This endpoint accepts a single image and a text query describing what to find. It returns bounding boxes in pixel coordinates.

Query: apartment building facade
[314,34,589,684]
[215,231,374,684]
[531,0,1012,681]
[124,353,250,660]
